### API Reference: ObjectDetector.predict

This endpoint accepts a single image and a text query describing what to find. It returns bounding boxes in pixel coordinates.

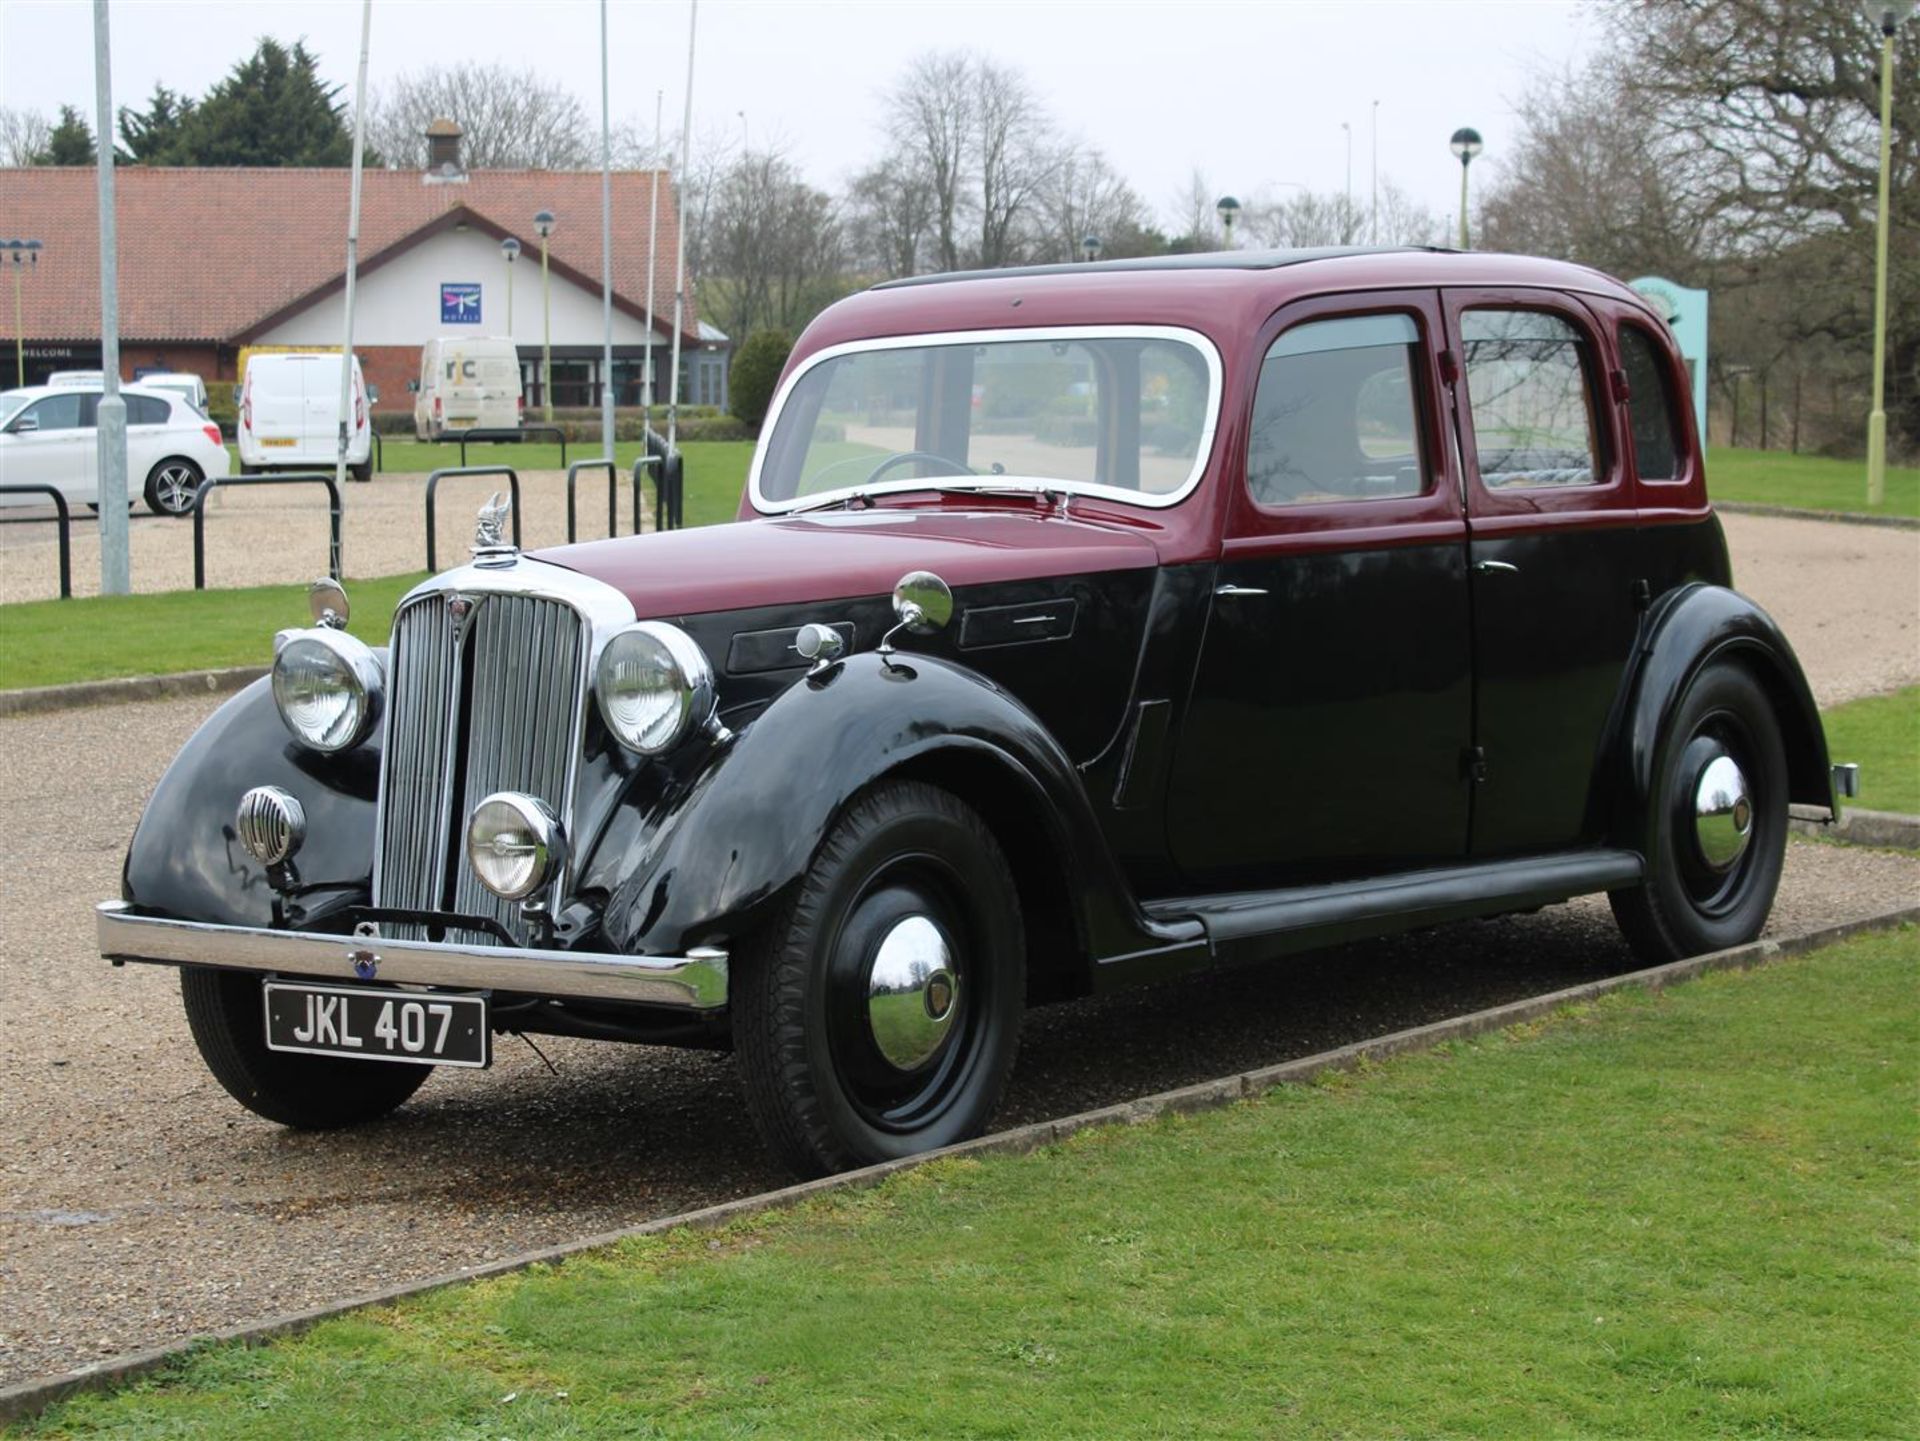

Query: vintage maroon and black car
[98,247,1853,1176]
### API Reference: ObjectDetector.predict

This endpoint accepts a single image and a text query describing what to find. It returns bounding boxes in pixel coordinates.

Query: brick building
[0,124,726,417]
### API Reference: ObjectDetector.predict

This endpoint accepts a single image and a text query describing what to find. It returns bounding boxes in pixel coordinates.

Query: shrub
[730,329,795,431]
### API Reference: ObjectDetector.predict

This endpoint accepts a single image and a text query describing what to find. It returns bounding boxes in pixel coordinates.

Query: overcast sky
[2,0,1596,229]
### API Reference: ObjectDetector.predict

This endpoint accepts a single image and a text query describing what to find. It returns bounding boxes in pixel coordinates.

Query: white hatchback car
[0,384,232,516]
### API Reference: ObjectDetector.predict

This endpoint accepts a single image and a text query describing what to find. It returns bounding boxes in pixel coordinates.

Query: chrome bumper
[95,900,728,1010]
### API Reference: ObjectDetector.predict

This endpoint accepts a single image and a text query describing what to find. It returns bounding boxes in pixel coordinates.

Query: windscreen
[755,332,1215,506]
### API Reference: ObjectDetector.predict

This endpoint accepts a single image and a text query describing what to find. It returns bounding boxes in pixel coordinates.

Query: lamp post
[1215,195,1241,249]
[1866,1,1914,505]
[6,240,41,387]
[1082,234,1102,264]
[533,209,555,422]
[1449,127,1483,249]
[499,236,521,335]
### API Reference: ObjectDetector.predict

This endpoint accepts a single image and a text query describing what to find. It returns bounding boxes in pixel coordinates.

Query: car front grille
[374,590,587,945]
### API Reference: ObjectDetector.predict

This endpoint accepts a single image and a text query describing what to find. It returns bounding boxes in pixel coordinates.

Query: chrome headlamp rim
[594,620,718,756]
[270,626,384,754]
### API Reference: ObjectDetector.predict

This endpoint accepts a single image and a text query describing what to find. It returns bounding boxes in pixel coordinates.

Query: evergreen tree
[36,105,96,165]
[173,39,359,166]
[117,85,197,164]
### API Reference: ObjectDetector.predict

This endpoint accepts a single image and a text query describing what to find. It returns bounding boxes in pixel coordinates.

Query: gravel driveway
[1,689,1916,1389]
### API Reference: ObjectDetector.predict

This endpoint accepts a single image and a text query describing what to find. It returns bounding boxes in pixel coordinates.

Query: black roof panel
[870,245,1454,291]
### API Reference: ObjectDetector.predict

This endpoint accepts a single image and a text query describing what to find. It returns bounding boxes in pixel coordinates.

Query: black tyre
[350,460,373,483]
[1610,661,1789,963]
[180,967,431,1129]
[144,457,204,516]
[733,780,1025,1177]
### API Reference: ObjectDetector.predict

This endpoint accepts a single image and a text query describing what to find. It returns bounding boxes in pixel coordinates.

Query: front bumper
[95,900,728,1010]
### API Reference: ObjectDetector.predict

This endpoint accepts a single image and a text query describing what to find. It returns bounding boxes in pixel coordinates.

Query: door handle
[1214,584,1269,597]
[1473,560,1520,576]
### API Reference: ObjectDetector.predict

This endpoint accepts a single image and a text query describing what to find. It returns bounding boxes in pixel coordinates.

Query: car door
[123,392,171,488]
[1168,290,1473,889]
[0,392,87,498]
[1442,290,1641,856]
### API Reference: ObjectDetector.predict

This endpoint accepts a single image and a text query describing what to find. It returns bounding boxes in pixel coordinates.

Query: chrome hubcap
[1693,753,1753,871]
[866,914,959,1071]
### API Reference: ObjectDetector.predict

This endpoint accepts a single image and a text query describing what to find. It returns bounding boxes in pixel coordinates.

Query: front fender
[582,651,1195,965]
[122,677,380,926]
[1617,583,1833,832]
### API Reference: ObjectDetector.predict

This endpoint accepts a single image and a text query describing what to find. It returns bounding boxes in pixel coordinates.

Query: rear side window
[127,394,170,425]
[1618,323,1682,482]
[1247,313,1429,507]
[1460,309,1602,488]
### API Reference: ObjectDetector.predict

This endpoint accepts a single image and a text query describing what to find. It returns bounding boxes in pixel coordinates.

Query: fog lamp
[236,786,305,867]
[465,792,567,901]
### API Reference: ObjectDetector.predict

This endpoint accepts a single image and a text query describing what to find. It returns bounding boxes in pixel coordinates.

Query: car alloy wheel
[145,459,205,517]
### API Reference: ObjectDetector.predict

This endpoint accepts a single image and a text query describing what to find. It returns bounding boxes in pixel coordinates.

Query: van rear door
[250,360,307,455]
[302,357,345,455]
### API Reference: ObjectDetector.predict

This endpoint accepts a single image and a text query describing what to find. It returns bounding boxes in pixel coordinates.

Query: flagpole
[643,89,662,427]
[335,0,372,581]
[598,0,615,469]
[92,0,128,594]
[666,0,698,455]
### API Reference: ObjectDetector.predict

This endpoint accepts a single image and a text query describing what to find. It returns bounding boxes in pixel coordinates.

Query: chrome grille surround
[372,558,637,945]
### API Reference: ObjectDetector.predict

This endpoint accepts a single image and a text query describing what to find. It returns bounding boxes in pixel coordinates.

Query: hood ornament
[472,491,517,567]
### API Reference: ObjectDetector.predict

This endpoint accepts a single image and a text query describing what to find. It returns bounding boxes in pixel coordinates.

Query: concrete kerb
[0,666,266,719]
[1790,804,1920,851]
[3,900,1914,1427]
[1713,500,1920,530]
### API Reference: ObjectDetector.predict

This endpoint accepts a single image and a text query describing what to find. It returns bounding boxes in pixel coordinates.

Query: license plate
[260,437,297,448]
[263,981,489,1067]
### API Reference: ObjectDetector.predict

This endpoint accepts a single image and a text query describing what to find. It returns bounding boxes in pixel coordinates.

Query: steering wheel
[865,451,975,484]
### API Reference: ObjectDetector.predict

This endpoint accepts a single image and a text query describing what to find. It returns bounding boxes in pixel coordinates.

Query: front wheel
[1610,661,1789,963]
[733,780,1026,1177]
[180,967,431,1129]
[144,458,205,516]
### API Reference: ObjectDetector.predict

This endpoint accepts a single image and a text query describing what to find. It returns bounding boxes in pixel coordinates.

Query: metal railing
[441,425,568,468]
[565,458,622,543]
[640,428,685,531]
[425,465,522,572]
[0,484,73,598]
[193,472,341,591]
[370,430,383,475]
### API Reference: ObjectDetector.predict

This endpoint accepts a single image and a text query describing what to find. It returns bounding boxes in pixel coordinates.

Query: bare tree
[368,63,593,169]
[0,106,51,167]
[973,59,1051,267]
[886,52,975,272]
[1035,144,1147,263]
[1244,188,1367,248]
[1168,168,1224,250]
[702,146,847,340]
[847,154,936,277]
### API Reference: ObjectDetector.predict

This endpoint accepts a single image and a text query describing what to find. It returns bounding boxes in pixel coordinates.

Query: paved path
[1,688,1916,1387]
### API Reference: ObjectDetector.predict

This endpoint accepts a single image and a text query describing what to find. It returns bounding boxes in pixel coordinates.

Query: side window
[1247,313,1429,507]
[21,393,85,431]
[1460,309,1602,488]
[1618,323,1682,482]
[127,394,170,425]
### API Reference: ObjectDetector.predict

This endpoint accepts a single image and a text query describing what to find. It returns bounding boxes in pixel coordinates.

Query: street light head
[501,237,522,261]
[1215,195,1242,223]
[1081,234,1102,262]
[1876,0,1916,32]
[533,209,555,239]
[1450,127,1484,162]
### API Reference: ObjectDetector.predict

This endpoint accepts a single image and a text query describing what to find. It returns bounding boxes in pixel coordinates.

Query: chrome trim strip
[747,324,1227,515]
[97,901,728,1011]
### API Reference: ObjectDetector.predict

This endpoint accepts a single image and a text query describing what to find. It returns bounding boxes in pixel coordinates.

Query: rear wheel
[1610,661,1788,963]
[733,780,1025,1177]
[180,967,430,1129]
[350,460,373,483]
[144,457,204,516]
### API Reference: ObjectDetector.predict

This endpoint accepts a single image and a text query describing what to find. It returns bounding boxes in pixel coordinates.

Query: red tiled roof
[0,166,695,344]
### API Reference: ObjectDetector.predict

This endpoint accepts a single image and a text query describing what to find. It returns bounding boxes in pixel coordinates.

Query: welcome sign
[441,283,482,324]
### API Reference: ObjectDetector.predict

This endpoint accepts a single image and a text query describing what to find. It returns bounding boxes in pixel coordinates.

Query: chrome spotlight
[236,786,306,867]
[465,792,568,901]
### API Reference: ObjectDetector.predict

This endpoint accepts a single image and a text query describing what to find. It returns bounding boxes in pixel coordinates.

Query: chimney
[423,117,466,185]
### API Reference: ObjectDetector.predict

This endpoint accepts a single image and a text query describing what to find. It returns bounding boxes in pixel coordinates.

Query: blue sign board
[1628,276,1709,449]
[441,283,482,325]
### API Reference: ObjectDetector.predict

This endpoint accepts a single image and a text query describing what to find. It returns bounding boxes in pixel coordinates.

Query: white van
[238,353,373,481]
[413,338,523,439]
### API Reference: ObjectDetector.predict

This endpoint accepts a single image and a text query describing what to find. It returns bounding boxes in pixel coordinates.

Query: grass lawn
[1708,446,1920,518]
[1822,685,1920,814]
[0,573,428,691]
[20,927,1915,1439]
[0,444,753,690]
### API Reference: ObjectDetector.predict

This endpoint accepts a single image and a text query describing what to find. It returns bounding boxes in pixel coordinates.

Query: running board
[1135,849,1645,970]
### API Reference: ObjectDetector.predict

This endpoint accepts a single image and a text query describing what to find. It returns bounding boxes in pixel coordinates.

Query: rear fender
[1616,583,1833,832]
[582,652,1198,972]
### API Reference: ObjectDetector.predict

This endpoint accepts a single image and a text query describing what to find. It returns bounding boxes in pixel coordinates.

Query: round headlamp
[466,792,567,901]
[595,621,716,755]
[271,628,383,753]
